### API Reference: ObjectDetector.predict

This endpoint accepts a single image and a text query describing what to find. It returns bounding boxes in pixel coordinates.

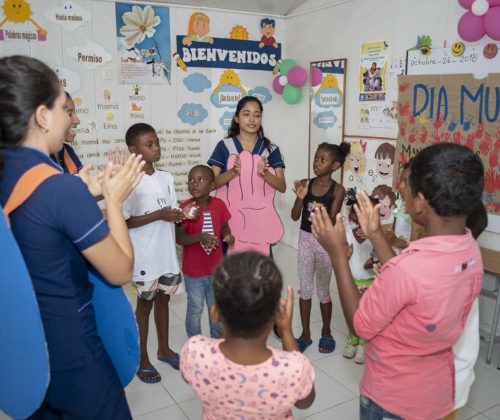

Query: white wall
[279,0,500,253]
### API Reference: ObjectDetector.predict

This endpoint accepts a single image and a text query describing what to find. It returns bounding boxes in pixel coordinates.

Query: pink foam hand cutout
[215,151,284,255]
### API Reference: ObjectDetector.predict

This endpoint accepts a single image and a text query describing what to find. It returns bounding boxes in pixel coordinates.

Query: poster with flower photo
[115,3,171,85]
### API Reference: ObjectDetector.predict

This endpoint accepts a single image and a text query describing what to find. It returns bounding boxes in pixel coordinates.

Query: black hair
[227,96,273,153]
[125,123,156,147]
[65,91,72,100]
[0,55,62,182]
[188,164,214,182]
[213,251,283,338]
[345,187,379,221]
[317,142,351,165]
[409,143,484,217]
[466,201,488,239]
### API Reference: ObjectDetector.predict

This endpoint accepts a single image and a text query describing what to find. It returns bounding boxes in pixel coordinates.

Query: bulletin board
[0,0,284,200]
[341,135,397,227]
[403,44,500,230]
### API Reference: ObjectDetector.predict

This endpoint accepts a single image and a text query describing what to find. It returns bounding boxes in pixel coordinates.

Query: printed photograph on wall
[342,136,397,227]
[359,41,389,101]
[115,2,171,84]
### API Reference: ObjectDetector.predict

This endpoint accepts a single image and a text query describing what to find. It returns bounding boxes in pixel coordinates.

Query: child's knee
[298,285,313,301]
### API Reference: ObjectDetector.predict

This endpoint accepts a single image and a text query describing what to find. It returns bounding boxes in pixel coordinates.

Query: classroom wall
[280,0,499,250]
[282,0,500,335]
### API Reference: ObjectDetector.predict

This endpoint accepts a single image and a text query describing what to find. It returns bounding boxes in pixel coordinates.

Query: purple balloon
[458,11,485,41]
[485,6,500,40]
[272,75,284,94]
[287,66,307,87]
[310,67,323,87]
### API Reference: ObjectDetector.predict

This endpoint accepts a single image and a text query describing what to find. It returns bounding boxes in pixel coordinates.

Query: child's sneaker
[343,342,356,359]
[354,344,364,364]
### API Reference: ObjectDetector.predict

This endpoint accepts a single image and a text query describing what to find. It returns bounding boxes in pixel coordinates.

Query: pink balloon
[310,67,323,87]
[272,75,284,94]
[458,0,475,8]
[458,11,485,41]
[485,6,500,40]
[287,66,307,87]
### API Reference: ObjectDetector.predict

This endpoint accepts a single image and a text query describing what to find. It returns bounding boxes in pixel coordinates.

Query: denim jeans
[360,395,403,420]
[184,275,222,338]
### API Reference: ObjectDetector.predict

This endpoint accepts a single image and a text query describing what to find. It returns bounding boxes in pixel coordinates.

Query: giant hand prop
[215,151,284,255]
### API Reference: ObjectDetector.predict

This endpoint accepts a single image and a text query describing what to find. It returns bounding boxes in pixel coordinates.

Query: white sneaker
[343,343,356,359]
[354,344,365,364]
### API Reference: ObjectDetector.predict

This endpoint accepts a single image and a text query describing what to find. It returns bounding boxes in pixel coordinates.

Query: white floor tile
[134,404,188,419]
[290,368,356,419]
[482,403,500,419]
[454,405,479,420]
[466,364,500,412]
[313,353,364,395]
[178,397,203,419]
[125,375,176,417]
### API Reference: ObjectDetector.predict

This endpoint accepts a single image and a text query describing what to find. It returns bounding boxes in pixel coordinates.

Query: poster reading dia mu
[396,74,500,215]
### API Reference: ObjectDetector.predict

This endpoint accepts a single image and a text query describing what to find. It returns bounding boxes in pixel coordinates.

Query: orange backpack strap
[3,163,61,226]
[63,148,79,175]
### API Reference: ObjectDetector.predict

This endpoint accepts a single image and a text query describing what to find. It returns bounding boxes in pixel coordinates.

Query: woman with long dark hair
[0,55,144,418]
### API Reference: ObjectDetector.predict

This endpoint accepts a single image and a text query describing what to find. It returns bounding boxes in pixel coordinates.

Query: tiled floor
[3,243,500,419]
[125,243,500,420]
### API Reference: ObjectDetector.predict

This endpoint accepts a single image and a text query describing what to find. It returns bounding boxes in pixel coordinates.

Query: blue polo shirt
[50,143,83,173]
[208,136,285,172]
[0,147,109,371]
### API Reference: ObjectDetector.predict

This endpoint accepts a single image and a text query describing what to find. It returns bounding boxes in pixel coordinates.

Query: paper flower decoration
[457,0,500,42]
[271,58,307,105]
[120,5,161,46]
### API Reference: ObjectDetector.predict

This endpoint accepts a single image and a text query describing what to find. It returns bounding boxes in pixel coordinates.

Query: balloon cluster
[272,59,307,105]
[457,0,500,41]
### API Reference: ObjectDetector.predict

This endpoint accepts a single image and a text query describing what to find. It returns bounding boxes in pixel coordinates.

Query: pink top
[180,335,315,419]
[354,230,483,419]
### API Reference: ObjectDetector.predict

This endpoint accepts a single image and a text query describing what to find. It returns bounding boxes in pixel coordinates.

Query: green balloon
[283,84,302,104]
[280,58,297,75]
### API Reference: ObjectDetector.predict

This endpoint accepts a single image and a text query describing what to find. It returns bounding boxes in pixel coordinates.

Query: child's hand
[183,203,199,220]
[354,191,382,240]
[275,285,294,336]
[79,165,103,198]
[201,233,218,251]
[311,209,347,259]
[346,242,353,258]
[222,233,235,247]
[372,262,382,276]
[230,155,241,176]
[292,180,309,200]
[363,258,375,270]
[102,153,145,204]
[257,157,270,177]
[163,207,185,223]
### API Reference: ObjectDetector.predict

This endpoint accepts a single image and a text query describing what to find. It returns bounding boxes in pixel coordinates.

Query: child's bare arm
[221,222,235,247]
[175,225,217,247]
[126,207,184,229]
[295,386,316,409]
[291,179,308,221]
[275,286,300,352]
[329,184,345,224]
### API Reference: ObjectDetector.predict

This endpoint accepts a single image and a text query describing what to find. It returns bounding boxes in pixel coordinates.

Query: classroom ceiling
[145,0,310,16]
